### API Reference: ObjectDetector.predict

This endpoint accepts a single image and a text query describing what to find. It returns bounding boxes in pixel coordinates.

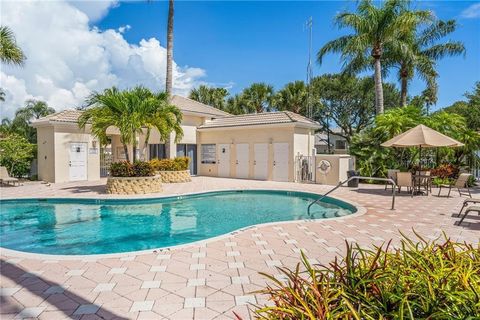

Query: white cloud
[69,0,119,22]
[0,0,206,119]
[461,3,480,19]
[118,24,131,34]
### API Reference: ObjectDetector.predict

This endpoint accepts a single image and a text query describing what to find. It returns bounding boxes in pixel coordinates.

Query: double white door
[69,142,87,181]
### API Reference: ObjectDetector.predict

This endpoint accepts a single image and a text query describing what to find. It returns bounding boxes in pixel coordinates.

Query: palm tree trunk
[143,128,151,160]
[373,57,384,115]
[400,77,408,107]
[165,0,174,158]
[400,64,408,107]
[123,143,130,163]
[166,0,174,96]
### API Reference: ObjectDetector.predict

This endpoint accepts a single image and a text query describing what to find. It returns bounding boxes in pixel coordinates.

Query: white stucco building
[32,96,320,183]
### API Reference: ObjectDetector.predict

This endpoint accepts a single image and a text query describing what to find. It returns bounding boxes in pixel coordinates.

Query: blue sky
[96,1,480,111]
[1,0,478,118]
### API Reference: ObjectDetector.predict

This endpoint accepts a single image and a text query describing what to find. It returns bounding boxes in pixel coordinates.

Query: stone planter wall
[106,176,162,195]
[156,170,192,183]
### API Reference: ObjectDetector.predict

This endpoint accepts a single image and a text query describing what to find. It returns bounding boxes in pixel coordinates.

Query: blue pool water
[0,190,356,255]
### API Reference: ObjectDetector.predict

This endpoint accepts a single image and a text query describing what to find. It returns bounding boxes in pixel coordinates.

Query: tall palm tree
[0,26,26,66]
[317,0,430,114]
[390,20,465,106]
[241,83,274,113]
[79,86,183,162]
[274,81,308,114]
[189,85,229,110]
[163,0,175,159]
[165,0,174,96]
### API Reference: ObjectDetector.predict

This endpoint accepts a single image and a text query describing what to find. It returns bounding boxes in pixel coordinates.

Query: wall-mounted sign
[201,144,216,164]
[318,160,331,174]
[89,148,98,155]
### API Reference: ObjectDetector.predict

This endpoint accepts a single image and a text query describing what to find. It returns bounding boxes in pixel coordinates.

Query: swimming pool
[0,190,356,255]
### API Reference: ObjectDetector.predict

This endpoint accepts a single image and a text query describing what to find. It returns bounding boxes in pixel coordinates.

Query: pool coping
[0,188,367,260]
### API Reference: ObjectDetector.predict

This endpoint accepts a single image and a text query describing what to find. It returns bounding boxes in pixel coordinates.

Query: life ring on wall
[318,160,331,174]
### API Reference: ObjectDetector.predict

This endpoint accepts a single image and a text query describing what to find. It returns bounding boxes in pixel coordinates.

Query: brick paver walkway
[1,177,478,319]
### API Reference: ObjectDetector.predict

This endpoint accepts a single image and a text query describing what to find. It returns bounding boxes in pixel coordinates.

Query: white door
[217,144,230,177]
[69,142,87,181]
[235,144,249,179]
[254,143,268,180]
[273,143,289,182]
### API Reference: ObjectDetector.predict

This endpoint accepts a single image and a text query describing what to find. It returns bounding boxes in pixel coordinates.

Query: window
[177,144,197,174]
[335,140,347,150]
[201,144,216,164]
[149,144,166,160]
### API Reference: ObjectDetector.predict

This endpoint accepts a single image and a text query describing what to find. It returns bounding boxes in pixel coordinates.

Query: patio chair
[0,166,19,186]
[437,173,472,198]
[457,198,480,225]
[396,172,413,197]
[385,169,399,192]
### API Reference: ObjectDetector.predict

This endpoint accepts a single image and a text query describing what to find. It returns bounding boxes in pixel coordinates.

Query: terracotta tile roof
[198,111,320,129]
[32,95,229,126]
[32,109,84,124]
[171,95,230,117]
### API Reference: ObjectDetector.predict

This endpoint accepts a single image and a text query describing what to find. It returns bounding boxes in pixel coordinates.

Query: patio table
[412,174,435,195]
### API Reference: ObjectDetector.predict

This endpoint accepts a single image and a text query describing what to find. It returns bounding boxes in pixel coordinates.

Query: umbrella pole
[419,145,422,173]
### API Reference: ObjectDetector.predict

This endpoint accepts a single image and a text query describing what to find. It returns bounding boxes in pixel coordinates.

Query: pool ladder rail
[307,176,397,217]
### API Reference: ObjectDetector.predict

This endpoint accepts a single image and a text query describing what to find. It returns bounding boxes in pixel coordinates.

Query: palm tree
[165,0,174,96]
[137,89,183,158]
[391,20,465,106]
[79,86,183,162]
[241,83,274,113]
[17,100,56,120]
[11,100,55,142]
[317,0,430,114]
[189,85,229,110]
[0,26,26,66]
[225,94,248,115]
[274,81,308,114]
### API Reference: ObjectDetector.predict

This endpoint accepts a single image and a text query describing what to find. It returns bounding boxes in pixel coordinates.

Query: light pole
[325,110,331,154]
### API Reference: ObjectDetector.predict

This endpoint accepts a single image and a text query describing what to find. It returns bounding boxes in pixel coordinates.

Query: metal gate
[295,155,315,183]
[100,147,112,177]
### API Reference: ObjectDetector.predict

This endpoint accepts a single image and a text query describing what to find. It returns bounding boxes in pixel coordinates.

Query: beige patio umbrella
[381,124,464,171]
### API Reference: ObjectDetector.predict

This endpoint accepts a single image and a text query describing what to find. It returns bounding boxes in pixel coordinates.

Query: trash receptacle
[347,170,359,187]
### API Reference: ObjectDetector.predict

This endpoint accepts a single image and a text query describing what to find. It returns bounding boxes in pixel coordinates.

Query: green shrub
[149,157,190,171]
[0,133,35,178]
[432,176,453,186]
[467,174,477,187]
[253,232,480,319]
[110,161,154,177]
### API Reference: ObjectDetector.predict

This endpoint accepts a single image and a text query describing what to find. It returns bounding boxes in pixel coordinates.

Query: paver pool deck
[1,176,479,319]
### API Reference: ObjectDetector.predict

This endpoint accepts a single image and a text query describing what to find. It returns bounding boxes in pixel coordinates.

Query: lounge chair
[437,173,472,198]
[457,198,480,225]
[0,166,19,186]
[396,172,413,197]
[385,169,399,192]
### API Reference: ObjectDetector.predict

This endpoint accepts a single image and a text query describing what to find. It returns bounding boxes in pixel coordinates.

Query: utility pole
[305,17,313,119]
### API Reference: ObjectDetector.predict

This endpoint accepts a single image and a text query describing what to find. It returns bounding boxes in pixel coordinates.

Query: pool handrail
[307,176,397,216]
